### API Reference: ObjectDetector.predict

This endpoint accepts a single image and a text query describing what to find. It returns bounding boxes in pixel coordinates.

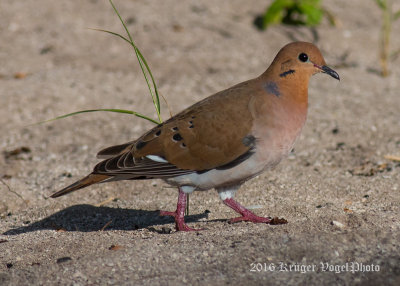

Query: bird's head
[270,42,340,81]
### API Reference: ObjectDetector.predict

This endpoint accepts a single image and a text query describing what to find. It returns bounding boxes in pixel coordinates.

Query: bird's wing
[94,81,259,177]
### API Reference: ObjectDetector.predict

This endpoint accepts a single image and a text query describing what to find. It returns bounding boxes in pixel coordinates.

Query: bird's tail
[50,174,110,198]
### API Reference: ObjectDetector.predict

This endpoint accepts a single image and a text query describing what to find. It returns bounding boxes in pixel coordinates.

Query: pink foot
[223,198,272,224]
[159,188,202,231]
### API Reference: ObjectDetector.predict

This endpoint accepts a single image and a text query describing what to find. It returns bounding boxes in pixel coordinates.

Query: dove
[51,41,339,231]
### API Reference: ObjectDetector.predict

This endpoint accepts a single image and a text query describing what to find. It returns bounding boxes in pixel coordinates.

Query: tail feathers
[51,174,110,198]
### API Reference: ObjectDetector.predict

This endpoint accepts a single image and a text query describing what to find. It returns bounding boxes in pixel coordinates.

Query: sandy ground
[1,0,400,285]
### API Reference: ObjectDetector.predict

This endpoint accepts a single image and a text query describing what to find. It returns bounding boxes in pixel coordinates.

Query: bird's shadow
[3,204,211,235]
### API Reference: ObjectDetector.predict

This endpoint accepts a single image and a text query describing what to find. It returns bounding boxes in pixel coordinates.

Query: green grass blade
[134,49,161,121]
[36,109,160,125]
[374,0,385,9]
[109,0,134,43]
[90,27,162,122]
[135,48,160,113]
[108,0,162,123]
[89,28,131,44]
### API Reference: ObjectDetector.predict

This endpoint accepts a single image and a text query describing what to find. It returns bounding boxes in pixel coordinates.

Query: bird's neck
[259,70,309,110]
[279,76,309,109]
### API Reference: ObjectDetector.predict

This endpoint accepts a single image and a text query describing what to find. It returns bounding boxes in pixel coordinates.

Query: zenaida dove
[51,42,339,231]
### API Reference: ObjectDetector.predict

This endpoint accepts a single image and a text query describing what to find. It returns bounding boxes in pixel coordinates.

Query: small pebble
[331,221,345,228]
[56,257,72,264]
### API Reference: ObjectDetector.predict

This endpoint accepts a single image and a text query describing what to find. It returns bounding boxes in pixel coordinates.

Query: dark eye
[298,53,308,62]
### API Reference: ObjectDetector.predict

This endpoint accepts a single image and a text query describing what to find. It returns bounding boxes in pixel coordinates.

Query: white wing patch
[146,155,169,163]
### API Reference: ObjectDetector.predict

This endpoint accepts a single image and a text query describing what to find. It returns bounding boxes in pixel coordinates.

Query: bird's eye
[298,53,308,62]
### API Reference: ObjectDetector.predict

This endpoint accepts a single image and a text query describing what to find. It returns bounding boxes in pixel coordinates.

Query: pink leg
[223,198,272,224]
[159,188,202,231]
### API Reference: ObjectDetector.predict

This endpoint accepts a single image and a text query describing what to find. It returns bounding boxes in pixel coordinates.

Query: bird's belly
[166,148,284,191]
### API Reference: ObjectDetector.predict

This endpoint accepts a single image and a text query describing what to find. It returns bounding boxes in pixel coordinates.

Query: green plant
[41,0,163,125]
[374,0,400,77]
[255,0,325,30]
[41,0,191,215]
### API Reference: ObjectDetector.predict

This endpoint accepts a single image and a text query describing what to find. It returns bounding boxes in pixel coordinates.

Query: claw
[223,198,273,224]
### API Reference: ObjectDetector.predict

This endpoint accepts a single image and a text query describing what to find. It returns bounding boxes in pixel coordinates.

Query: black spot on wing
[279,69,295,78]
[172,133,183,141]
[135,140,147,150]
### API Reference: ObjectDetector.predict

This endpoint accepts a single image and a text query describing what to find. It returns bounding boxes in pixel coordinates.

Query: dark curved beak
[319,65,340,81]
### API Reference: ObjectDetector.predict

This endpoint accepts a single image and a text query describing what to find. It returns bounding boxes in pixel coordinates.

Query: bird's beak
[314,64,340,80]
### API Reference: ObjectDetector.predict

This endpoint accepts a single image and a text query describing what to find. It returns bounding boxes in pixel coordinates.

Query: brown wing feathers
[52,80,257,197]
[96,142,133,159]
[94,153,193,177]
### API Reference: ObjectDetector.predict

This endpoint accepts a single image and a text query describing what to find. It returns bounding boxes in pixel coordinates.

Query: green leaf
[299,3,323,26]
[262,0,294,28]
[36,109,160,125]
